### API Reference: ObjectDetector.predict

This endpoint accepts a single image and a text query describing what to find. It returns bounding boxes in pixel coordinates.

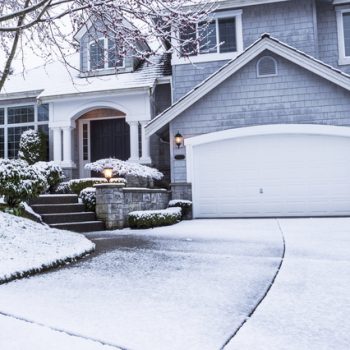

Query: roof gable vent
[257,56,278,77]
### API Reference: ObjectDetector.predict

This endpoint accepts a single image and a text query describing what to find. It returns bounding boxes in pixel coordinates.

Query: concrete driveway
[0,218,349,350]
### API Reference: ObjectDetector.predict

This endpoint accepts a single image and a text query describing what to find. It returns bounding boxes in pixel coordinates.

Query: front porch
[47,93,154,178]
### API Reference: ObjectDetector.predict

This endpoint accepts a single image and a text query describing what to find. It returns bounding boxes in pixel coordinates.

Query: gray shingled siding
[172,0,317,102]
[316,1,350,75]
[170,52,350,183]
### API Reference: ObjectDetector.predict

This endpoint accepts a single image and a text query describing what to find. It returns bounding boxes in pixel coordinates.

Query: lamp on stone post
[103,165,114,183]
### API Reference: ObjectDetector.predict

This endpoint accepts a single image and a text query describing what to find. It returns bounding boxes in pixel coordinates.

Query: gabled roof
[145,34,350,136]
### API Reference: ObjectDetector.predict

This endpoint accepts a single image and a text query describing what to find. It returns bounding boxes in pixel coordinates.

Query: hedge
[128,208,182,229]
[69,177,127,195]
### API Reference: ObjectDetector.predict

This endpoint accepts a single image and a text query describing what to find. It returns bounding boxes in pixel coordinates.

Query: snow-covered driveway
[227,218,350,350]
[0,219,283,350]
[0,218,349,350]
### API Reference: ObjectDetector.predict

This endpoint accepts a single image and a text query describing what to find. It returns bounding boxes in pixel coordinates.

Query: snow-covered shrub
[55,181,72,194]
[69,177,127,195]
[128,207,181,229]
[80,187,96,211]
[18,129,42,165]
[168,199,193,220]
[0,159,47,207]
[33,161,65,193]
[85,158,163,180]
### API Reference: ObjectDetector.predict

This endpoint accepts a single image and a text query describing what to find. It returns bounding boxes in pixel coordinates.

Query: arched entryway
[77,108,130,177]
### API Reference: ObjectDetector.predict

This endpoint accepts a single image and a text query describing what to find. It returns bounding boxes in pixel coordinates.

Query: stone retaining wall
[95,183,170,229]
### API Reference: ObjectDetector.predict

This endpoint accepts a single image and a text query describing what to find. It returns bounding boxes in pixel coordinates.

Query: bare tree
[0,0,215,92]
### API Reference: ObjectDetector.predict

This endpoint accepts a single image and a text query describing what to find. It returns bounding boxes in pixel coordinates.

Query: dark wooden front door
[90,118,130,161]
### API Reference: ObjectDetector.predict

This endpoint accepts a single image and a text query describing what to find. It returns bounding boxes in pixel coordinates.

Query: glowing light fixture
[175,132,183,148]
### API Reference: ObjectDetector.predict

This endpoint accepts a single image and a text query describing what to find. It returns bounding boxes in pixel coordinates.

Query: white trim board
[145,35,350,137]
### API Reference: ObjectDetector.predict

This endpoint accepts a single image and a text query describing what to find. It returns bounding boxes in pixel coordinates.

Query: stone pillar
[95,183,126,229]
[52,127,62,163]
[127,121,140,163]
[140,121,152,164]
[62,126,74,167]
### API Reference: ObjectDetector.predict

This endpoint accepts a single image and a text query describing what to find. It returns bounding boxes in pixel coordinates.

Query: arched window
[257,56,278,77]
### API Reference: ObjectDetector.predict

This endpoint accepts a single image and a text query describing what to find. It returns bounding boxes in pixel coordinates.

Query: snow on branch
[0,0,215,91]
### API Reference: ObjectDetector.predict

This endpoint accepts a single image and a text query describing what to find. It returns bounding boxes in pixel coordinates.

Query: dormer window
[336,6,350,65]
[174,9,243,65]
[88,38,124,71]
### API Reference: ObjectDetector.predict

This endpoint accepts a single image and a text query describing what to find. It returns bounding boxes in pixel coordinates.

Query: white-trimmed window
[257,56,278,77]
[336,6,350,65]
[88,38,124,71]
[0,103,49,159]
[174,9,243,65]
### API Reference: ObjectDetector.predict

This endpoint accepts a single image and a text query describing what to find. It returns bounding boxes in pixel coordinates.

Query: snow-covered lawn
[0,219,283,350]
[226,218,350,350]
[0,211,95,283]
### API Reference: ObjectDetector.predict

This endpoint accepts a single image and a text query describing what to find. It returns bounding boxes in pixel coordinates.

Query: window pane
[219,17,237,53]
[0,128,4,158]
[199,21,217,54]
[8,126,33,159]
[90,39,105,70]
[38,124,49,161]
[180,23,197,56]
[343,13,350,56]
[8,105,34,124]
[0,108,4,125]
[108,40,124,68]
[83,124,89,161]
[38,104,49,122]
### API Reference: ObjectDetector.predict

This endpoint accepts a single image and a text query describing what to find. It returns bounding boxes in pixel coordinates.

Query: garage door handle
[260,188,264,194]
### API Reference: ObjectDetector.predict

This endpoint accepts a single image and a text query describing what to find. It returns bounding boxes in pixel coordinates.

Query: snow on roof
[1,53,171,101]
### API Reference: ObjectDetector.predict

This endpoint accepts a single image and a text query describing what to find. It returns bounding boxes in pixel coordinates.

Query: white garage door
[189,126,350,218]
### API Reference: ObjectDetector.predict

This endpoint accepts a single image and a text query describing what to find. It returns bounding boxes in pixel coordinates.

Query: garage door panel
[192,133,350,218]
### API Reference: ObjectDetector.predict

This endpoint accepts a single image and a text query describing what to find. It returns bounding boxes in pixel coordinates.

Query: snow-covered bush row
[55,181,72,194]
[18,129,43,165]
[69,177,127,195]
[0,159,47,207]
[168,199,193,219]
[33,161,65,193]
[0,211,95,284]
[128,207,181,229]
[85,158,163,180]
[80,187,96,211]
[168,199,192,207]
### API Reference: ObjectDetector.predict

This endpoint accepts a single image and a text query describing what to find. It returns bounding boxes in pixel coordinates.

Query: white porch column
[62,126,74,167]
[127,121,140,162]
[140,121,152,164]
[52,127,62,163]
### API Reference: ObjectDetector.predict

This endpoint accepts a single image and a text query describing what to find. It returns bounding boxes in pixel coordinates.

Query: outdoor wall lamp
[175,132,184,148]
[103,166,114,182]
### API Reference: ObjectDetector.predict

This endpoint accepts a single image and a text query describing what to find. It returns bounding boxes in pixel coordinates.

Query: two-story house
[146,0,350,218]
[2,0,350,219]
[0,20,172,180]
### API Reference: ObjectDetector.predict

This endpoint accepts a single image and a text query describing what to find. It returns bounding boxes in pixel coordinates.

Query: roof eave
[145,36,350,137]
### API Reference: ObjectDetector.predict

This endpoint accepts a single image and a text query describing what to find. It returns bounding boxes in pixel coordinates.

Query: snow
[85,158,163,180]
[0,211,95,283]
[1,53,170,100]
[0,219,283,350]
[129,207,181,218]
[225,218,350,350]
[168,199,192,206]
[0,315,116,350]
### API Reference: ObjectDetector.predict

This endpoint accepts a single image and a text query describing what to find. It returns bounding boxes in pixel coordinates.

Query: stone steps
[31,203,86,214]
[30,194,105,233]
